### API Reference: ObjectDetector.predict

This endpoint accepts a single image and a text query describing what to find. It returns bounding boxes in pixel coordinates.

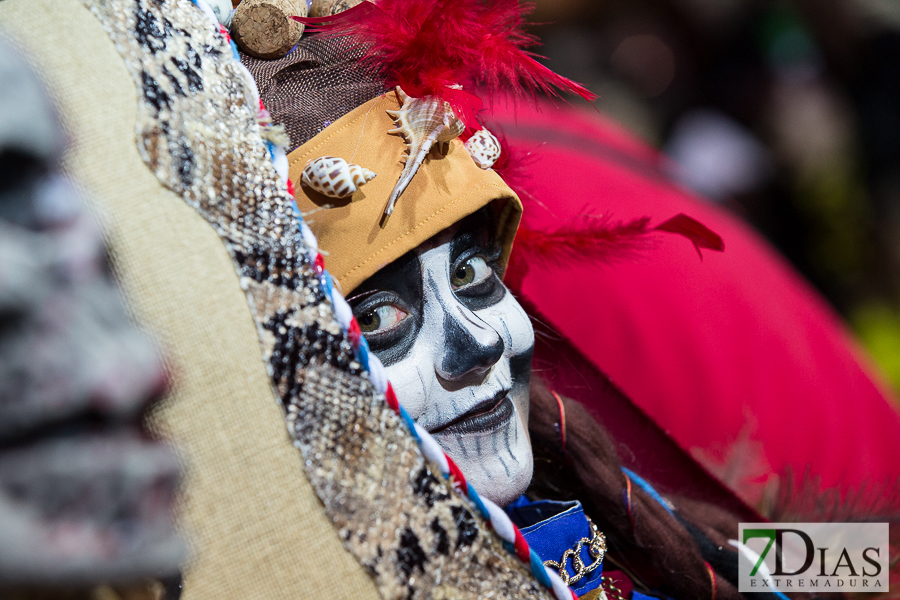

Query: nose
[437,305,504,381]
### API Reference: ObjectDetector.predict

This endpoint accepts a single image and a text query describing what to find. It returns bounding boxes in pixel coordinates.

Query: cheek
[382,352,427,419]
[379,318,445,421]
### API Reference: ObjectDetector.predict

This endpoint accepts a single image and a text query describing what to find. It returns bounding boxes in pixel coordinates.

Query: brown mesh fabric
[241,36,387,150]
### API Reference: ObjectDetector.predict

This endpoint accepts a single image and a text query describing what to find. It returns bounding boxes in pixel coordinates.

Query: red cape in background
[489,100,900,515]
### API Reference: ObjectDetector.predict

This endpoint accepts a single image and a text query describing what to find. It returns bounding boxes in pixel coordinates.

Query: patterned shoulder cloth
[0,0,611,599]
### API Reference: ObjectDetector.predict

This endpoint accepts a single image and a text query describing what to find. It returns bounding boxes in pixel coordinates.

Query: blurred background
[528,0,900,396]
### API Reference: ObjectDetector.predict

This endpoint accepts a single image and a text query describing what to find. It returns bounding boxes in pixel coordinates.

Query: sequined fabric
[78,1,553,598]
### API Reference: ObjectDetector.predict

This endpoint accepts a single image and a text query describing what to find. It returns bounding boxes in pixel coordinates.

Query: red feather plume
[503,217,653,292]
[512,217,657,265]
[293,0,595,129]
[504,214,724,292]
[488,136,724,291]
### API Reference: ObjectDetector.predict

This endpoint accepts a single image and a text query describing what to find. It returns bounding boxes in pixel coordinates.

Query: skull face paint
[349,211,535,507]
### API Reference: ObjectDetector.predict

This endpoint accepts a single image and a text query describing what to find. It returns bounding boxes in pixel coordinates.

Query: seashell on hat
[465,128,502,170]
[301,156,376,199]
[384,87,466,218]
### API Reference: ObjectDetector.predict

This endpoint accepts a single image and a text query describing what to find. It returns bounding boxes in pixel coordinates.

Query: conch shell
[301,156,376,199]
[384,87,466,221]
[464,128,501,169]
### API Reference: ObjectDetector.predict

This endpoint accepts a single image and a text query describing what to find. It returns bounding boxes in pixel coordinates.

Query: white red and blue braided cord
[188,2,576,597]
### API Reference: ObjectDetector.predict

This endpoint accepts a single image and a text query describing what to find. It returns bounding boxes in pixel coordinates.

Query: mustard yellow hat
[288,91,522,294]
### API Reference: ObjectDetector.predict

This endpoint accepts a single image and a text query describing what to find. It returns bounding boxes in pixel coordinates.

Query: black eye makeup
[353,291,411,335]
[351,290,419,363]
[451,254,493,289]
[347,251,423,365]
[450,239,505,310]
[347,206,509,365]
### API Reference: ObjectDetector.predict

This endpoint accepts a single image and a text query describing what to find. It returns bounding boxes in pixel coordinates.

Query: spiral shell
[383,87,466,218]
[301,156,376,199]
[464,128,502,170]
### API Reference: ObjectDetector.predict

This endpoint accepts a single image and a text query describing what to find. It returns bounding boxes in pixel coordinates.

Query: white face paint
[349,212,535,506]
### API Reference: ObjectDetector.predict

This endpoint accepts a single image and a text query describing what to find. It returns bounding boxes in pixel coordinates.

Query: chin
[432,397,533,508]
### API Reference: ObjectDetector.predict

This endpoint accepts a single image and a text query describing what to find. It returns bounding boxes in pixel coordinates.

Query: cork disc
[232,0,306,60]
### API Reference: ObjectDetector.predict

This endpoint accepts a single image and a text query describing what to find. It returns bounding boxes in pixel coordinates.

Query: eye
[357,304,409,334]
[451,256,493,289]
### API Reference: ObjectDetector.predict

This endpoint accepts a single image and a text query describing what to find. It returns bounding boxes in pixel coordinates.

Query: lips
[428,390,514,435]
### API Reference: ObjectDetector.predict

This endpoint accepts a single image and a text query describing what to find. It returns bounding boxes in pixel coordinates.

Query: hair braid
[528,378,743,600]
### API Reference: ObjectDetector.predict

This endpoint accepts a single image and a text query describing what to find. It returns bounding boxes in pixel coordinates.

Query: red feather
[292,0,595,129]
[512,217,656,265]
[654,214,725,259]
[504,216,655,291]
[504,214,724,292]
[488,131,535,193]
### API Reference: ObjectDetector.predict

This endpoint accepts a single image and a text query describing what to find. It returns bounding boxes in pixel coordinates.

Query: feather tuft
[292,0,595,130]
[504,213,725,292]
[513,217,656,264]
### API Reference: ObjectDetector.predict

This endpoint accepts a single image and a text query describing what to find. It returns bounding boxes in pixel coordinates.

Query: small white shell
[465,128,501,169]
[301,156,376,198]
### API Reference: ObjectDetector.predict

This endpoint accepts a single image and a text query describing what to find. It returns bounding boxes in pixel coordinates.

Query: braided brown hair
[528,377,745,600]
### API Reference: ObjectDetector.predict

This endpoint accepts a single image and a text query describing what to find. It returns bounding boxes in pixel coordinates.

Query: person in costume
[239,1,812,598]
[1,0,890,595]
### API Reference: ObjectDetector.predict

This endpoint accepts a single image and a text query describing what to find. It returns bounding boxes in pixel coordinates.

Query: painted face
[349,211,535,506]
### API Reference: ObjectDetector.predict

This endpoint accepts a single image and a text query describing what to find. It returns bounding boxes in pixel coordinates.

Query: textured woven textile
[242,38,386,151]
[0,2,380,598]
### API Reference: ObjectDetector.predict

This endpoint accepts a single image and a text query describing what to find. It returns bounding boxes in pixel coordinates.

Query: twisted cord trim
[190,2,577,597]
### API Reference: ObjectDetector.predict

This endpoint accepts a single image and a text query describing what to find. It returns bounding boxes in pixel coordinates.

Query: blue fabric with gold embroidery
[505,496,604,596]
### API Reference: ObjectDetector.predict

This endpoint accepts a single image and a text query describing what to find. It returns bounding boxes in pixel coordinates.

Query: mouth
[428,390,514,436]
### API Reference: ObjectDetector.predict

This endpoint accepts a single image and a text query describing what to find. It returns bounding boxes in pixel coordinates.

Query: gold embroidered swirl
[543,515,608,587]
